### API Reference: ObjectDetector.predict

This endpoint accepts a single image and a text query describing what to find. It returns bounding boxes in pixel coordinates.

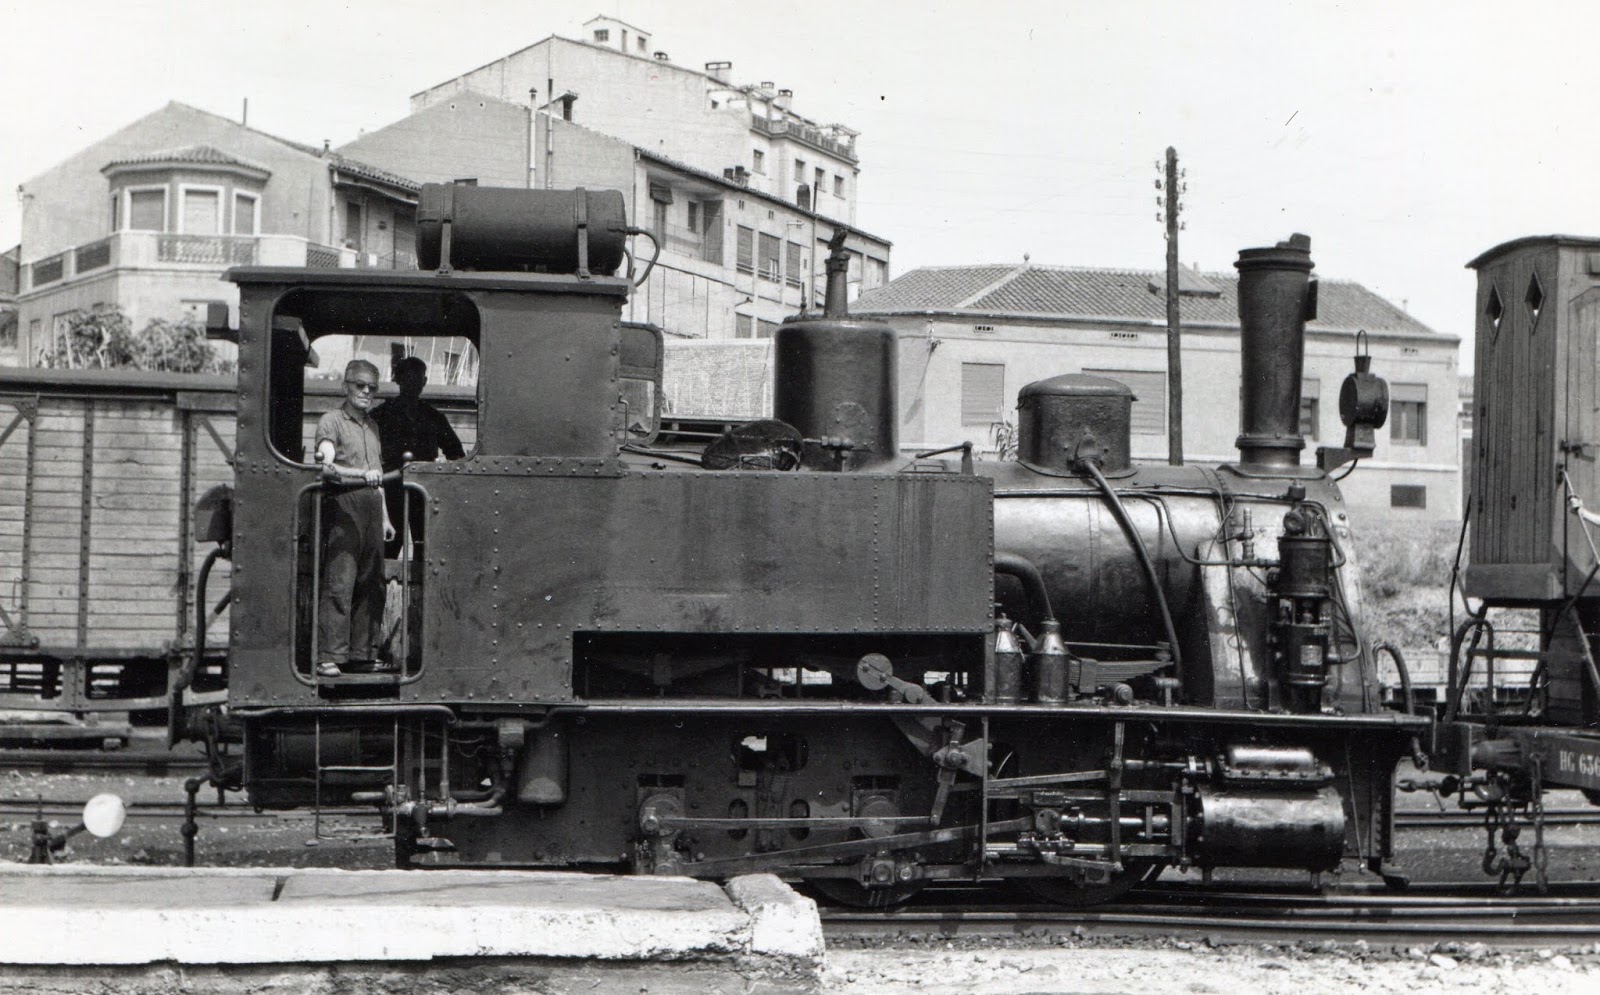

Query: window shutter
[183,190,220,234]
[129,190,165,231]
[736,226,754,272]
[961,363,1006,426]
[759,233,780,279]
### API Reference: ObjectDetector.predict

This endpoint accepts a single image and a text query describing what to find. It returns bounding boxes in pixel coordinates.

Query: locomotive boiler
[184,184,1427,905]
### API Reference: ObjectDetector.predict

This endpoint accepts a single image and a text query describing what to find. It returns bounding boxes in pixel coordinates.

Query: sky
[5,0,1599,371]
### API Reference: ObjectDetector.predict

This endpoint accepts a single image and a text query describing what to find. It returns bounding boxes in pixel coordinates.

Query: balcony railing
[306,244,343,269]
[750,117,857,162]
[158,234,258,266]
[18,232,361,295]
[74,239,111,273]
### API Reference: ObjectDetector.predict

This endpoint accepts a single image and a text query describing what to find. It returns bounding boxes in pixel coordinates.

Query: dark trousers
[318,488,385,664]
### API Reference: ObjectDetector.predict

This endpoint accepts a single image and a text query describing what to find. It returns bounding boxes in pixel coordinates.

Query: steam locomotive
[178,183,1427,905]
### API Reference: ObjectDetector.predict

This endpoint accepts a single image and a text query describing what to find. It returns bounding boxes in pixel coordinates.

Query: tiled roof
[326,153,421,194]
[103,144,269,172]
[855,262,1441,336]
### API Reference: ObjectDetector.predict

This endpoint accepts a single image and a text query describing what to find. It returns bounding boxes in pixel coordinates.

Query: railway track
[0,799,369,822]
[823,883,1600,946]
[0,747,209,777]
[1396,806,1600,829]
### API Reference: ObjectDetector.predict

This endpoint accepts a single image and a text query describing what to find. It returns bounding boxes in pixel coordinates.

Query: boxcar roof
[1466,234,1600,270]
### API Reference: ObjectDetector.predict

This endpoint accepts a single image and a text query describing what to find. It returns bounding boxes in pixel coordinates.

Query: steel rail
[822,893,1600,945]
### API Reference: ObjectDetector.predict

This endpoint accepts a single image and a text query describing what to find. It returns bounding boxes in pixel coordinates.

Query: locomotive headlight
[1337,332,1389,452]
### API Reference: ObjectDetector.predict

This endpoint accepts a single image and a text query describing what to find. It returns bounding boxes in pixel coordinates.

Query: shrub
[36,305,233,373]
[1352,521,1462,599]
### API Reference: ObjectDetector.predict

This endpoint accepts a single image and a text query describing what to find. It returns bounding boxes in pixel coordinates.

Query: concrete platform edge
[0,864,823,986]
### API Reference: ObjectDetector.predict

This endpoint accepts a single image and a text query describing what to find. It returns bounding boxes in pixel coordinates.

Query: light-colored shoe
[316,661,342,678]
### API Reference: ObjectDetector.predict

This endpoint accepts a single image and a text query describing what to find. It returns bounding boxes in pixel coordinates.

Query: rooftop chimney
[775,88,793,111]
[654,51,670,61]
[705,61,732,84]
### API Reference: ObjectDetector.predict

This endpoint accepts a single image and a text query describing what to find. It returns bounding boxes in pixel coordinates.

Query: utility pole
[1157,147,1186,465]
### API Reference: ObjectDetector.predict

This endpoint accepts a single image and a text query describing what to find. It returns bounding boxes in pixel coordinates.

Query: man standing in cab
[315,359,395,678]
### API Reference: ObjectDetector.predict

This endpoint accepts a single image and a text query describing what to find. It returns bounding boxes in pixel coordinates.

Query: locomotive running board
[572,698,1431,730]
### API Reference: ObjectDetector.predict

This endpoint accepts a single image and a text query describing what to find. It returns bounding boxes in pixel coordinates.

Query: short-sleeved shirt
[371,399,465,471]
[315,406,383,473]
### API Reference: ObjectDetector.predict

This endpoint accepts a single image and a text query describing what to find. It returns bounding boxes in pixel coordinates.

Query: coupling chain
[1480,780,1532,894]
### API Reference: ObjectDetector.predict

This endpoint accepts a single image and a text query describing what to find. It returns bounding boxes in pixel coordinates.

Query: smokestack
[1233,234,1317,468]
[823,232,850,318]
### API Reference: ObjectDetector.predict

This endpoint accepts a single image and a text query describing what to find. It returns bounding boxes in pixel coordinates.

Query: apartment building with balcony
[13,102,419,365]
[409,19,862,228]
[345,60,890,341]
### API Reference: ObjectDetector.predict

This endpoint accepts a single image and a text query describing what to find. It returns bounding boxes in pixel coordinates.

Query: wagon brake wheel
[1023,859,1166,907]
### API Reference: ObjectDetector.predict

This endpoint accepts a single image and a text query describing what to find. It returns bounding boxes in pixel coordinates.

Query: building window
[759,232,780,281]
[735,314,754,338]
[1391,384,1427,445]
[0,316,15,350]
[345,201,364,249]
[834,174,845,197]
[594,28,609,42]
[736,226,754,274]
[794,158,806,183]
[110,193,120,231]
[180,187,222,234]
[687,202,700,233]
[961,363,1006,427]
[866,257,887,291]
[1391,484,1427,509]
[127,188,166,231]
[233,192,259,235]
[653,200,668,241]
[638,36,647,51]
[757,319,779,339]
[1300,397,1319,441]
[752,149,766,174]
[1085,368,1166,435]
[814,167,825,194]
[1299,379,1320,441]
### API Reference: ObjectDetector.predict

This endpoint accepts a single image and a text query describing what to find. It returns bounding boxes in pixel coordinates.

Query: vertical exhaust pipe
[1234,234,1317,468]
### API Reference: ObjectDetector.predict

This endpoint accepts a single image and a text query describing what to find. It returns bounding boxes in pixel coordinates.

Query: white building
[853,262,1462,523]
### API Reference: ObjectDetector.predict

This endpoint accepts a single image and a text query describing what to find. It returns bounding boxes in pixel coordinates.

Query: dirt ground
[820,942,1600,995]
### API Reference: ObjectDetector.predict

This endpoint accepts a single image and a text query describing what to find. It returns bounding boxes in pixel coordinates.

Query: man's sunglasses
[345,380,378,393]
